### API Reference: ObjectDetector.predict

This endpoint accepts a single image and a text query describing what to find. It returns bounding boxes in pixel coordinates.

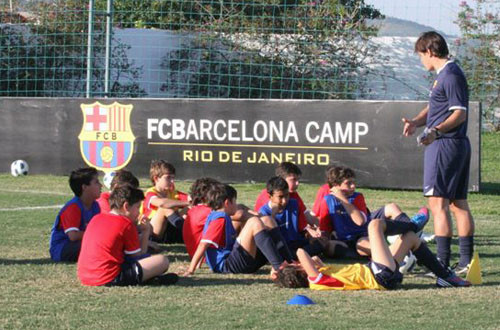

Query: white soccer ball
[399,252,417,274]
[10,160,29,177]
[103,171,116,189]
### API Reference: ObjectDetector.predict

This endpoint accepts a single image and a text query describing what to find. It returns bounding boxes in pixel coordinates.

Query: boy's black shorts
[104,261,143,287]
[368,260,403,290]
[60,240,81,262]
[223,242,267,274]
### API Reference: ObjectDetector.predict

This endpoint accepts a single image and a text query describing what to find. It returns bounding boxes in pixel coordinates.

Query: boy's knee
[385,203,400,215]
[368,218,385,231]
[159,254,170,272]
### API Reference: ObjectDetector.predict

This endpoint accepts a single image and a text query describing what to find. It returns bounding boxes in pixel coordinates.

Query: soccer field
[0,133,499,329]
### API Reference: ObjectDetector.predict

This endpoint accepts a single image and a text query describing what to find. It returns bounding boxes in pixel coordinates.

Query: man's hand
[402,117,417,136]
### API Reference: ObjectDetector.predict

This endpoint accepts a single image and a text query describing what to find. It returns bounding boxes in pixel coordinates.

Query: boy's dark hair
[266,176,289,195]
[275,162,302,178]
[150,160,176,184]
[414,31,449,58]
[327,166,355,188]
[190,177,220,205]
[274,265,309,289]
[111,169,139,189]
[109,185,145,210]
[69,167,98,197]
[207,183,237,210]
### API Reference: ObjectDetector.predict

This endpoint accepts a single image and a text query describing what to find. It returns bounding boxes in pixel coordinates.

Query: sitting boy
[254,162,318,226]
[275,216,470,290]
[184,183,293,276]
[141,160,190,243]
[49,167,102,262]
[258,176,324,258]
[317,166,428,257]
[183,177,220,259]
[78,185,177,286]
[97,169,139,213]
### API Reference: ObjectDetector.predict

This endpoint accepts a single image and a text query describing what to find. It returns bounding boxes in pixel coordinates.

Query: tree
[455,0,500,129]
[0,0,145,97]
[158,0,383,99]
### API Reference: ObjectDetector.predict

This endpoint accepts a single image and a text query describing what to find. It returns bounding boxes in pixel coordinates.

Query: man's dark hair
[190,177,220,205]
[207,183,237,210]
[414,31,449,58]
[266,176,289,195]
[149,160,176,184]
[326,166,355,188]
[69,167,98,197]
[111,169,139,190]
[275,162,302,178]
[109,185,145,210]
[274,265,309,289]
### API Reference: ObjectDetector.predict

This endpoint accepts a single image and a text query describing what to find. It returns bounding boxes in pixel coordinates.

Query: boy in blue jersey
[184,183,293,276]
[318,166,429,258]
[49,167,102,262]
[403,31,475,272]
[259,176,325,258]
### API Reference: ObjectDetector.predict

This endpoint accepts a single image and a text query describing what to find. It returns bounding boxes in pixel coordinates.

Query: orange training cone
[466,251,482,285]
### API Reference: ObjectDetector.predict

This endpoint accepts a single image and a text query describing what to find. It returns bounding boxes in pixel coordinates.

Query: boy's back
[201,210,237,273]
[78,212,141,286]
[183,204,212,258]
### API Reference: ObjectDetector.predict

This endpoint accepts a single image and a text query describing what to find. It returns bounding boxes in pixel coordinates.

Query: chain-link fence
[1,1,499,127]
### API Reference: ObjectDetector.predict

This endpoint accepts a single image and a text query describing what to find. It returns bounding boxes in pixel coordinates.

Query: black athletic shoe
[436,274,471,288]
[151,273,179,286]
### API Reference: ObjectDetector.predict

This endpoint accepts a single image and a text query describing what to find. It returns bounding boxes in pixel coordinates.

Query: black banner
[0,98,480,190]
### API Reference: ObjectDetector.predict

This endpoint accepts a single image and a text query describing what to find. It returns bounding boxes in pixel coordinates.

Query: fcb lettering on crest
[78,102,135,172]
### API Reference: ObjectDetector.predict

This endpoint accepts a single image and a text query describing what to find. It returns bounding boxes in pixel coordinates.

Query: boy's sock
[413,242,450,279]
[435,236,452,267]
[384,214,418,236]
[268,227,294,263]
[458,236,474,268]
[254,230,284,270]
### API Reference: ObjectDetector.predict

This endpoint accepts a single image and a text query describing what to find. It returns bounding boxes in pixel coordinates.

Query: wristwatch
[432,127,442,138]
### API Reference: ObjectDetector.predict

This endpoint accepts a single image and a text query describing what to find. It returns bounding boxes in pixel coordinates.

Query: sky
[365,0,464,36]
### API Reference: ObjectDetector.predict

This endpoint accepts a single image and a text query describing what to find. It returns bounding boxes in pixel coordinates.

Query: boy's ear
[122,201,131,213]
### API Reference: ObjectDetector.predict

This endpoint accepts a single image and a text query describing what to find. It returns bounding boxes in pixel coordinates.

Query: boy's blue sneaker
[410,207,429,233]
[436,274,471,288]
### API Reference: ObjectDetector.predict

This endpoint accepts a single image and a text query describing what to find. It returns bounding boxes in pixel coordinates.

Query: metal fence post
[86,0,94,98]
[104,0,114,97]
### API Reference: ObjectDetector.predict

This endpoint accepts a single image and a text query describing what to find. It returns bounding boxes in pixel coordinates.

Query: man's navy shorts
[423,137,471,200]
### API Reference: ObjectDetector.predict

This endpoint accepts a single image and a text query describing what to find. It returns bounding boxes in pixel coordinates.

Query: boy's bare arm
[330,188,366,226]
[137,223,152,254]
[67,231,84,241]
[150,197,190,209]
[296,248,321,278]
[184,241,210,276]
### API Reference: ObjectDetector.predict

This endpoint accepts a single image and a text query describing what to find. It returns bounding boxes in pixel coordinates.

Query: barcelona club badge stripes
[79,102,135,172]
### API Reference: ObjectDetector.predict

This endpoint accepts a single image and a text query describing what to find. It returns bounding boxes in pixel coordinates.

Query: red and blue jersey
[318,192,369,242]
[201,211,237,273]
[254,189,307,216]
[183,204,212,258]
[258,199,307,244]
[49,196,100,261]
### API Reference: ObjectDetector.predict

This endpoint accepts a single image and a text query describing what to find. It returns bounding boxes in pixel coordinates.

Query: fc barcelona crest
[78,102,135,172]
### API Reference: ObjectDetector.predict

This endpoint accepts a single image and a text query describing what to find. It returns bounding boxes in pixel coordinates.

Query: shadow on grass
[0,258,53,265]
[173,276,270,287]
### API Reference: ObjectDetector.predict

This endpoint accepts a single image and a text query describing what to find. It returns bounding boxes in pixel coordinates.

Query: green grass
[1,133,499,329]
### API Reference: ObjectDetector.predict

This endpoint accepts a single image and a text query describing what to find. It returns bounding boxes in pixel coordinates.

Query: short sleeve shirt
[318,193,368,233]
[427,60,468,138]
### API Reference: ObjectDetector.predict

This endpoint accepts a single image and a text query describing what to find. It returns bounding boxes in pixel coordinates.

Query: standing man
[402,31,474,273]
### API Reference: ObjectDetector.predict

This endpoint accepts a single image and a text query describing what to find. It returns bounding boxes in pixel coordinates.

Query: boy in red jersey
[275,217,470,290]
[78,185,177,286]
[184,183,293,276]
[97,169,139,213]
[183,177,220,259]
[254,162,319,227]
[141,160,190,243]
[49,167,102,262]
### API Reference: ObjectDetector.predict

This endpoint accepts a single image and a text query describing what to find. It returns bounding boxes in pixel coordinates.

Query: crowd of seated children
[50,160,470,290]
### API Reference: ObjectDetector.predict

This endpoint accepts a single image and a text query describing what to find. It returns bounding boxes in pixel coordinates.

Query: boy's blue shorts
[423,138,471,200]
[368,260,403,290]
[222,242,267,274]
